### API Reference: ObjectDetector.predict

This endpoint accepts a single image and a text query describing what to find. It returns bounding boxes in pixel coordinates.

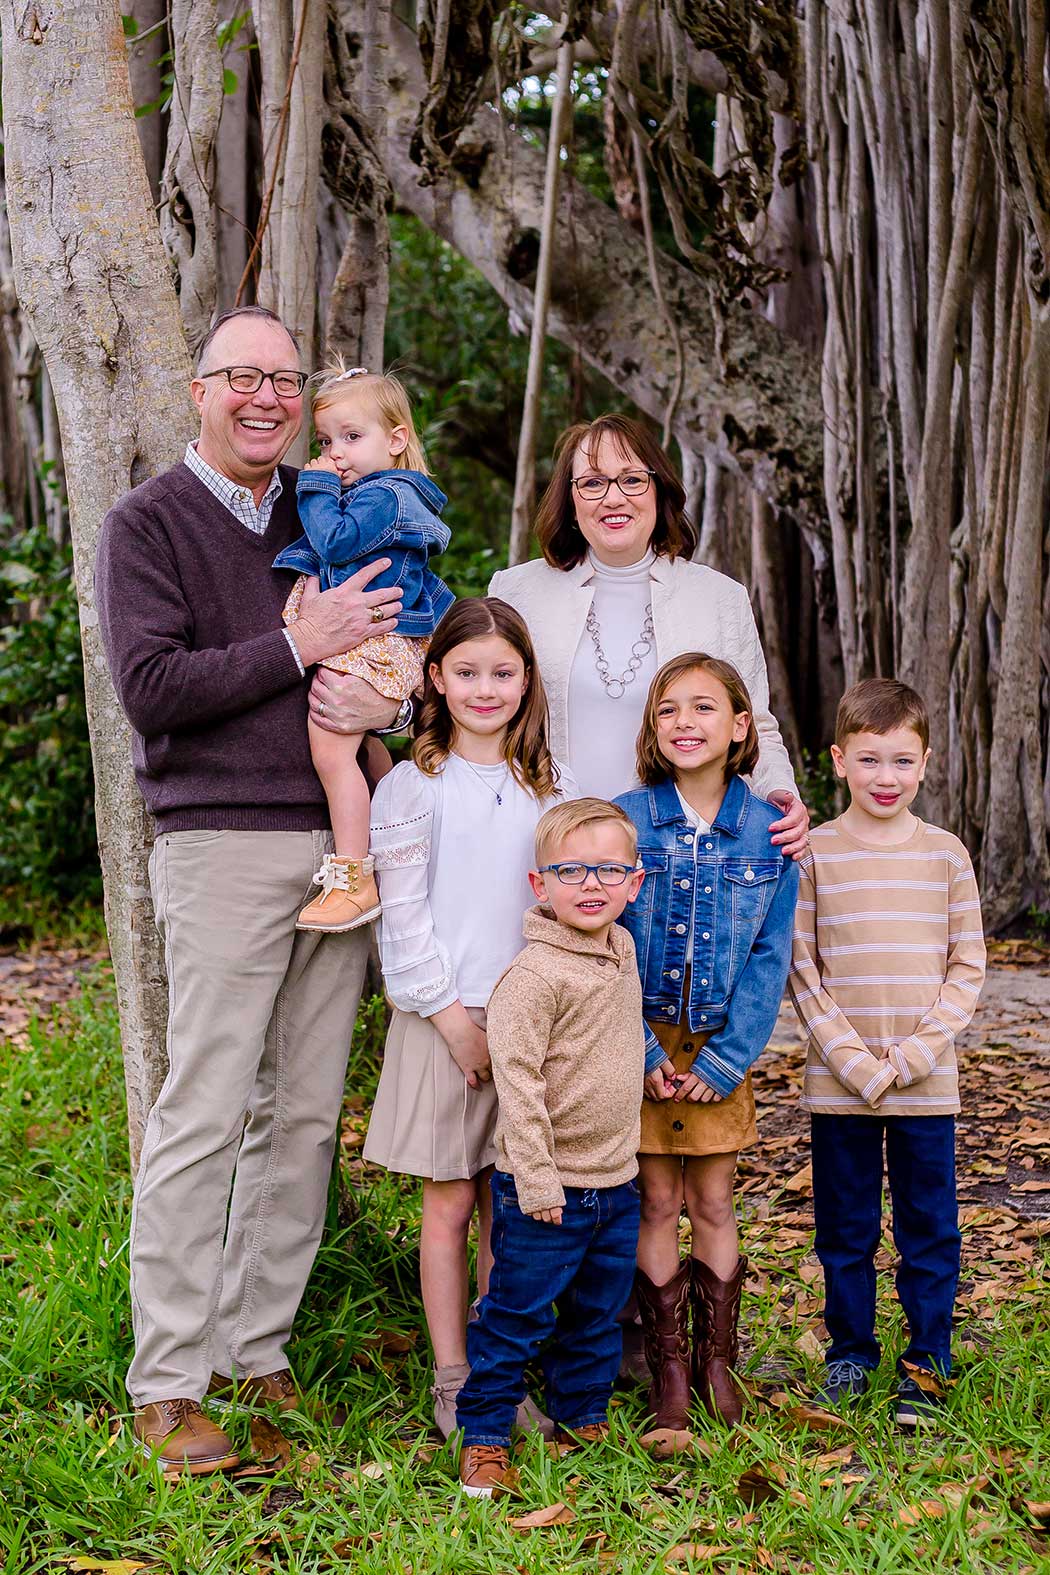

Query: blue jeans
[456,1171,640,1446]
[811,1114,960,1376]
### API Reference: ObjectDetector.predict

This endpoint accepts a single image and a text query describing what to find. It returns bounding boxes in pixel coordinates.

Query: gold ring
[371,605,385,624]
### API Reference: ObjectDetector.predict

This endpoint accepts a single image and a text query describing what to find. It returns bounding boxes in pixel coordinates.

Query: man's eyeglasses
[571,469,655,502]
[538,862,638,887]
[199,366,307,398]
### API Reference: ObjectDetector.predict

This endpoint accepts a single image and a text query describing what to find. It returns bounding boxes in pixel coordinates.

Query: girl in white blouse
[365,597,576,1437]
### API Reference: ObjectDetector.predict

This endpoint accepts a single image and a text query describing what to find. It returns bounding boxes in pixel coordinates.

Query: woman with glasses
[489,414,808,858]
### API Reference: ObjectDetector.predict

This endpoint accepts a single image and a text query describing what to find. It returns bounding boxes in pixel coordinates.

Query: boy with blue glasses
[456,798,647,1496]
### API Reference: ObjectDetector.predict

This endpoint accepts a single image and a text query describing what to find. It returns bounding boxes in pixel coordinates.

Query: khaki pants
[126,830,367,1405]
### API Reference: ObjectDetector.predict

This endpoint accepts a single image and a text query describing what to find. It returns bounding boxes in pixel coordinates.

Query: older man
[96,306,400,1474]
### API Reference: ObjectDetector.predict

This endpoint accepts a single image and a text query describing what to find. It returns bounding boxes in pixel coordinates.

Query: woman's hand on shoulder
[767,790,811,860]
[643,1061,678,1102]
[675,1071,723,1104]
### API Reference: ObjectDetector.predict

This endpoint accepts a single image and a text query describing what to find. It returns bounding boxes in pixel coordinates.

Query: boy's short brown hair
[835,678,930,751]
[534,798,638,868]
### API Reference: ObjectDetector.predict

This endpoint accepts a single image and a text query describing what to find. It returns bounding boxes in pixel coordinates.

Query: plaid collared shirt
[183,441,284,534]
[183,441,304,673]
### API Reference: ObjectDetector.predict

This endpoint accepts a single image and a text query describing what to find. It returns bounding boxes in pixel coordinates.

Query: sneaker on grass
[814,1359,870,1409]
[896,1369,948,1428]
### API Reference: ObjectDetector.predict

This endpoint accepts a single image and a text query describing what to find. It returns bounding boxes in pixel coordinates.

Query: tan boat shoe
[207,1368,346,1425]
[296,855,381,932]
[554,1420,609,1446]
[133,1398,239,1476]
[458,1442,513,1498]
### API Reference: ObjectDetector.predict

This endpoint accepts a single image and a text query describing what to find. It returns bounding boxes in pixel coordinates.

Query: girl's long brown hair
[535,414,699,569]
[413,598,560,798]
[636,653,760,786]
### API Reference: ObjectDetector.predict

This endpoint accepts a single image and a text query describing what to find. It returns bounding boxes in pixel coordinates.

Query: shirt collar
[647,772,749,836]
[183,441,283,514]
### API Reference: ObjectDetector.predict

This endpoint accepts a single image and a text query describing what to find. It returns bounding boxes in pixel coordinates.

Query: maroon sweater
[95,462,328,832]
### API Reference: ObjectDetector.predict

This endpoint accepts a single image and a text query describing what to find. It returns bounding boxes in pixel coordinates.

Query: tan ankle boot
[133,1398,239,1476]
[296,854,381,932]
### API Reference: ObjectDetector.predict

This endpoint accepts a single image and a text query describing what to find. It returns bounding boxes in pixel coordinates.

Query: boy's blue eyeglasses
[538,862,636,887]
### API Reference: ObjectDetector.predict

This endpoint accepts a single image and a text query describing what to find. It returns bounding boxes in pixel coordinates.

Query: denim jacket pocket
[723,859,780,971]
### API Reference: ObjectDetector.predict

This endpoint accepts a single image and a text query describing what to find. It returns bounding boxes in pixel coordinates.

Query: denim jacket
[273,468,454,638]
[614,774,799,1095]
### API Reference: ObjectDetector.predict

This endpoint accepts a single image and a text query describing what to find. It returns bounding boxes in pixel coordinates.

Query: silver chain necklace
[457,754,510,806]
[586,602,655,699]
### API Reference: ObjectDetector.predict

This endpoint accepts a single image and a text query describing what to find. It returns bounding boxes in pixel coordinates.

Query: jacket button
[596,957,607,966]
[679,879,690,890]
[675,923,687,934]
[702,931,710,940]
[700,1014,708,1023]
[669,969,680,980]
[681,833,693,844]
[672,1120,684,1132]
[705,842,713,850]
[701,977,709,986]
[704,886,712,894]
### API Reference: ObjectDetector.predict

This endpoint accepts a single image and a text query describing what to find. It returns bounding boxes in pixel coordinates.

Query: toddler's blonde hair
[311,358,429,474]
[534,798,638,868]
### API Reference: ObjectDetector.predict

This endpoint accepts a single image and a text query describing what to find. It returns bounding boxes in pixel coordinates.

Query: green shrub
[0,525,100,904]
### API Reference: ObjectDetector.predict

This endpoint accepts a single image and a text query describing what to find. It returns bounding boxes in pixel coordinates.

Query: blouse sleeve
[369,764,459,1017]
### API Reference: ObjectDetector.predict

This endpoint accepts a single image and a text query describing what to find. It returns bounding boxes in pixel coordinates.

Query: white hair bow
[335,366,369,381]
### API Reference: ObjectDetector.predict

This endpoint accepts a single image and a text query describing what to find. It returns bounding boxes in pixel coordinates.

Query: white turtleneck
[567,548,659,799]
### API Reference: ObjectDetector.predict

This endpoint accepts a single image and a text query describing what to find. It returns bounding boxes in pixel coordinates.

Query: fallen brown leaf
[508,1501,576,1529]
[249,1415,292,1468]
[663,1545,731,1565]
[59,1565,151,1574]
[738,1465,786,1505]
[785,1402,850,1431]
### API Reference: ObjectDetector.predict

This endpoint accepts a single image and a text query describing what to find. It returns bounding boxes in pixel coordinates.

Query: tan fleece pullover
[485,906,645,1214]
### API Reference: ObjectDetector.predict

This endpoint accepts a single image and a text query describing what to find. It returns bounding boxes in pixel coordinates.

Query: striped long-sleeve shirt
[789,816,986,1116]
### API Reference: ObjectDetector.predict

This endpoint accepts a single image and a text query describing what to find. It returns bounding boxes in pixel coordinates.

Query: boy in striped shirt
[790,679,985,1427]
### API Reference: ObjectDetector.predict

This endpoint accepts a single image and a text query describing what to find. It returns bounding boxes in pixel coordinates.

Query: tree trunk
[160,0,224,349]
[1,0,196,1166]
[508,40,574,565]
[325,0,392,370]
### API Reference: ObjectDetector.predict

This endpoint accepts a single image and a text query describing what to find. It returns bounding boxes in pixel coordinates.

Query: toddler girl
[274,364,453,931]
[615,654,799,1428]
[364,597,577,1437]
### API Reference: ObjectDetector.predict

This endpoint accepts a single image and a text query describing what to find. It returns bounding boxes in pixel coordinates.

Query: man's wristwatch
[375,696,414,736]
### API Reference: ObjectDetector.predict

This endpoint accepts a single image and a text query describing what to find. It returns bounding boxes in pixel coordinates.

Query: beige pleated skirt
[362,1006,498,1182]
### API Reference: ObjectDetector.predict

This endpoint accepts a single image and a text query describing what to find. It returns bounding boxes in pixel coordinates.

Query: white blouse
[369,754,577,1016]
[566,549,658,799]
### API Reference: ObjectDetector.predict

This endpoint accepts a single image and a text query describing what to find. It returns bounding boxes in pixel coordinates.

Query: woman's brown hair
[413,598,560,798]
[534,414,699,569]
[636,653,760,786]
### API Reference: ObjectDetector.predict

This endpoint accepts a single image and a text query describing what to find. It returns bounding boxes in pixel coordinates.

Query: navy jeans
[456,1171,640,1446]
[810,1114,960,1376]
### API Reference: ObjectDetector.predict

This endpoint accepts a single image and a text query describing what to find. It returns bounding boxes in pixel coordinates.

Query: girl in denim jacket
[275,365,453,932]
[615,653,798,1430]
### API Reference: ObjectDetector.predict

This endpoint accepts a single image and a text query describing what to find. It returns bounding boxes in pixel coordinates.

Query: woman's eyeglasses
[571,469,655,502]
[538,862,637,887]
[199,366,307,397]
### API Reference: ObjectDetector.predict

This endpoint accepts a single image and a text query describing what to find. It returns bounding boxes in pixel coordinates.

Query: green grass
[1,976,1047,1573]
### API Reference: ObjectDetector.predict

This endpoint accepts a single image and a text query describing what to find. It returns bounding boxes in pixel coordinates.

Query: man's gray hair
[195,306,301,372]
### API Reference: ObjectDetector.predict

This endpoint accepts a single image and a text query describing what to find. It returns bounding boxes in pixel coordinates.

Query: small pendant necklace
[457,754,510,806]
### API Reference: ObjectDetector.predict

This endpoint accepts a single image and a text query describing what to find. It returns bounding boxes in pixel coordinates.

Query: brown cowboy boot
[689,1255,747,1426]
[634,1261,692,1430]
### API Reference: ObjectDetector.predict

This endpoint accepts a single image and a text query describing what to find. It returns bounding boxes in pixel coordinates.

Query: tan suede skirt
[363,1006,497,1182]
[639,1013,758,1157]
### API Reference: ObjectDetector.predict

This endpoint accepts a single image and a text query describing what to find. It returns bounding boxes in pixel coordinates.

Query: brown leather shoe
[134,1398,239,1476]
[459,1442,513,1497]
[635,1261,691,1430]
[207,1368,346,1424]
[296,857,380,932]
[554,1420,609,1446]
[689,1255,747,1426]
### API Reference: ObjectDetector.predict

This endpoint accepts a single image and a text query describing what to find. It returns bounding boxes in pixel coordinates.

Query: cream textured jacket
[489,554,797,803]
